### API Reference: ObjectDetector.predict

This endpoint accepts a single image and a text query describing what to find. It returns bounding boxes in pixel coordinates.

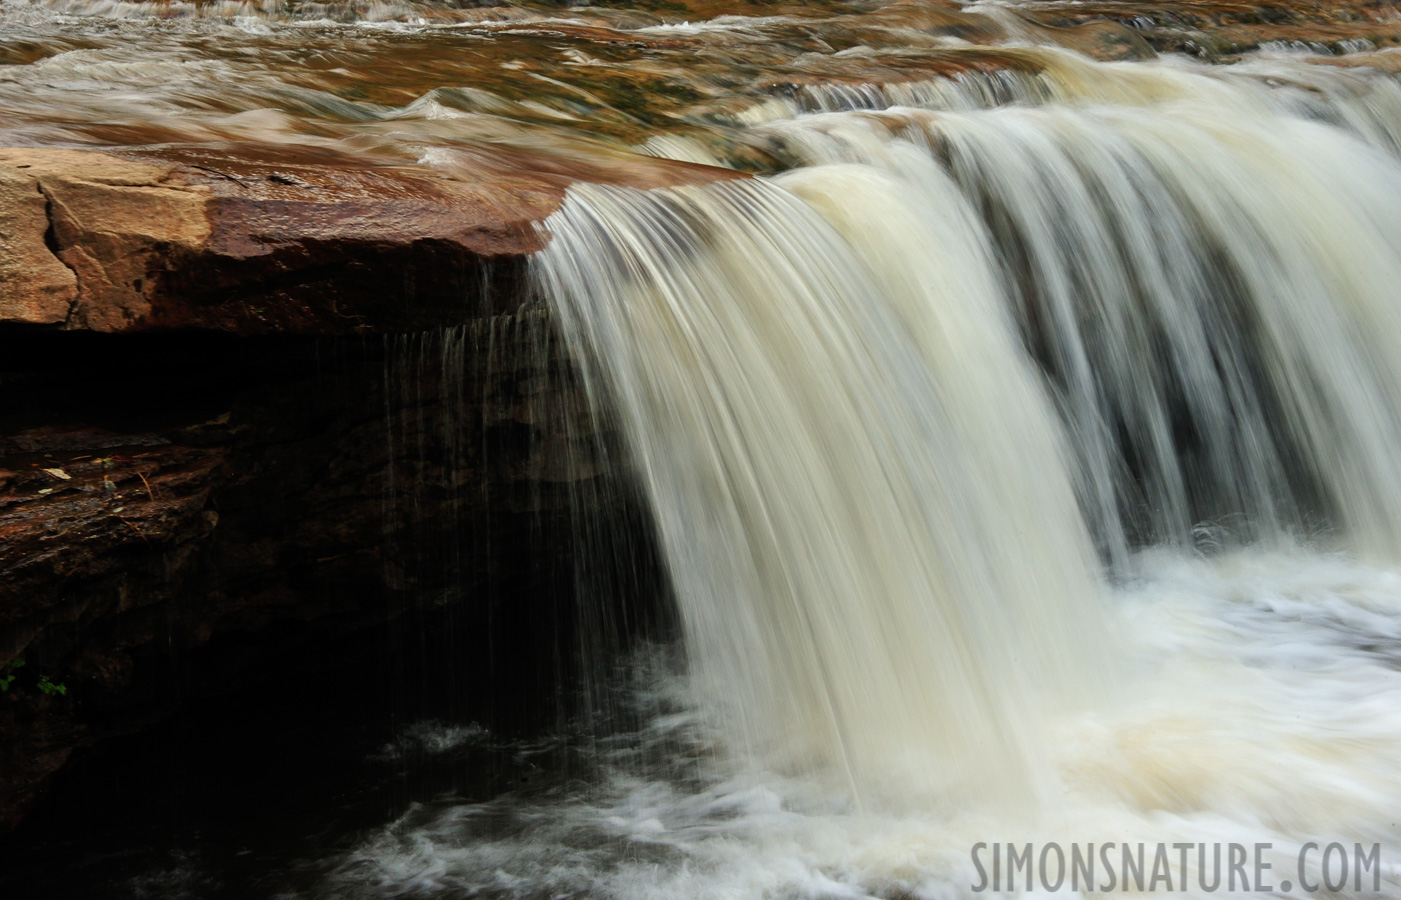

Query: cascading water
[535,169,1108,807]
[516,58,1401,898]
[303,53,1401,900]
[757,101,1401,562]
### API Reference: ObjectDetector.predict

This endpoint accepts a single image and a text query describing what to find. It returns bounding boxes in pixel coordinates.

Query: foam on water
[315,549,1401,899]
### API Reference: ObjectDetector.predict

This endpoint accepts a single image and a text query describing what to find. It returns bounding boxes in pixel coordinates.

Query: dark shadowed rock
[0,139,727,833]
[0,324,666,835]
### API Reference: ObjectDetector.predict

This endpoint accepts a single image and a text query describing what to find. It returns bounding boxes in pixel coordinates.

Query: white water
[487,59,1401,899]
[536,169,1114,808]
[324,549,1401,899]
[758,101,1401,563]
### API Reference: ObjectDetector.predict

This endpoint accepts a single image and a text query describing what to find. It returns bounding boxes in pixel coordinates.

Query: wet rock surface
[0,145,736,334]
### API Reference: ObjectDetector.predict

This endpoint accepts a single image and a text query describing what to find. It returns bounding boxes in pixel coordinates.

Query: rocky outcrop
[0,145,739,335]
[0,142,716,834]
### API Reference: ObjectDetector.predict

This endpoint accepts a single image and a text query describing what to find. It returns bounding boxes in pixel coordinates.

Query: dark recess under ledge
[0,325,673,840]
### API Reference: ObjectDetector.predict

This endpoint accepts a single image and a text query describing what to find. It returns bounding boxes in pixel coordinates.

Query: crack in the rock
[34,178,81,326]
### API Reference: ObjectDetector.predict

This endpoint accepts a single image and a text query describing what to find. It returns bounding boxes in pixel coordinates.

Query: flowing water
[10,0,1401,896]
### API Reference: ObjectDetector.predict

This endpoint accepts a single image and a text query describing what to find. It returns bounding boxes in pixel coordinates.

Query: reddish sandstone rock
[0,167,77,325]
[0,144,741,335]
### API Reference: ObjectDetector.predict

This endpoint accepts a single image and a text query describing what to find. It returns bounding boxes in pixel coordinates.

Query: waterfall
[763,102,1401,562]
[534,78,1401,812]
[315,47,1401,898]
[535,169,1108,807]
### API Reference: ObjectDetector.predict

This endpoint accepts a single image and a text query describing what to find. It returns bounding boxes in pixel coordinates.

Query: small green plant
[36,675,66,697]
[0,658,24,692]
